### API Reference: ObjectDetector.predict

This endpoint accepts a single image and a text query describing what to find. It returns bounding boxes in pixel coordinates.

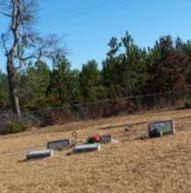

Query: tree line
[1,32,191,112]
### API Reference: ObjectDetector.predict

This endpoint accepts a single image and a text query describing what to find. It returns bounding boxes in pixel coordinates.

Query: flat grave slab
[148,120,175,138]
[26,149,54,160]
[47,139,71,151]
[74,143,101,153]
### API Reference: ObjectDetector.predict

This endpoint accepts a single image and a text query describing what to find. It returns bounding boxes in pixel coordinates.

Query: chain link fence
[0,90,190,133]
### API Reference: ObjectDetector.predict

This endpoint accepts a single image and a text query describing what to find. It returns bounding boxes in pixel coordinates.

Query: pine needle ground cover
[0,109,191,193]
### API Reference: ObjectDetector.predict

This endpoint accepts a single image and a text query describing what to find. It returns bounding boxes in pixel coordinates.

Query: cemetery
[26,134,113,160]
[0,109,191,193]
[25,119,176,160]
[1,0,191,192]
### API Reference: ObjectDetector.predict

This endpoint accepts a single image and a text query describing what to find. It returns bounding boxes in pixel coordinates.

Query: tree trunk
[7,60,21,121]
[6,0,21,121]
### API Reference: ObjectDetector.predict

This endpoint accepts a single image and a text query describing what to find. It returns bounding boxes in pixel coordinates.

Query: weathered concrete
[73,143,101,153]
[26,149,54,160]
[47,139,71,151]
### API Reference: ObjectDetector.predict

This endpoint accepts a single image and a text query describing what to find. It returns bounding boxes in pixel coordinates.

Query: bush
[184,97,191,109]
[1,121,28,135]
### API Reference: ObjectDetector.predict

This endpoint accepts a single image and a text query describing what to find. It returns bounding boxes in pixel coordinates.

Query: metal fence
[0,90,190,130]
[0,90,191,159]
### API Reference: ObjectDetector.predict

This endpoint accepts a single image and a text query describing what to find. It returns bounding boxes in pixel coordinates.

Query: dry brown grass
[0,109,191,193]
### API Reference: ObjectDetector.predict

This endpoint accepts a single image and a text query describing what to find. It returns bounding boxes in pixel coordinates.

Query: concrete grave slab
[26,149,54,160]
[74,143,101,153]
[148,120,175,138]
[47,139,71,151]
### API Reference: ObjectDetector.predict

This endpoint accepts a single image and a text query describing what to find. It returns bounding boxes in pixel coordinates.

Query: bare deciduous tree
[0,0,66,121]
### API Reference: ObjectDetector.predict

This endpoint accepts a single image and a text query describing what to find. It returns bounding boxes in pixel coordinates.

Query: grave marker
[73,143,101,153]
[148,120,175,138]
[101,135,112,144]
[26,149,54,160]
[47,139,71,151]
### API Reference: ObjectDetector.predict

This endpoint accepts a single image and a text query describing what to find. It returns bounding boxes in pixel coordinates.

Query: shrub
[184,97,191,109]
[1,121,28,135]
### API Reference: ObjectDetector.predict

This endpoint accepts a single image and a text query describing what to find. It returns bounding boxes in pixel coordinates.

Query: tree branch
[1,34,9,56]
[0,11,11,18]
[16,55,39,61]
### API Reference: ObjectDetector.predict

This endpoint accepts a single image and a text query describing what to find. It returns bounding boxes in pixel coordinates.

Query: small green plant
[2,121,28,135]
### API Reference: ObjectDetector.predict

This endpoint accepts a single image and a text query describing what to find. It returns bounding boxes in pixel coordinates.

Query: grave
[87,134,101,144]
[73,143,101,153]
[26,149,54,160]
[47,139,71,151]
[148,120,175,138]
[100,135,112,144]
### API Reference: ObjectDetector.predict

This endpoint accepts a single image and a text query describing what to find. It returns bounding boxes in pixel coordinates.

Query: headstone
[73,143,101,153]
[101,135,112,144]
[148,120,175,138]
[26,149,54,160]
[47,139,71,151]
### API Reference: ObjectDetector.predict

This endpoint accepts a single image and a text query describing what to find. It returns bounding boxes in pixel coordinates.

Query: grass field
[0,109,191,193]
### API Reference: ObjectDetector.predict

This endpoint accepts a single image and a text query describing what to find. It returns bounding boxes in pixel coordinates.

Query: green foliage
[79,60,106,101]
[0,32,191,112]
[2,121,28,135]
[103,32,149,97]
[147,36,190,93]
[184,96,191,109]
[47,55,80,105]
[18,61,51,110]
[0,72,9,107]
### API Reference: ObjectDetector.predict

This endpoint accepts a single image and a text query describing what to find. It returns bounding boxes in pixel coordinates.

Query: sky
[1,0,191,71]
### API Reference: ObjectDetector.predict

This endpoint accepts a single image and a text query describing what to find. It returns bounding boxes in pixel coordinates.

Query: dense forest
[1,32,191,111]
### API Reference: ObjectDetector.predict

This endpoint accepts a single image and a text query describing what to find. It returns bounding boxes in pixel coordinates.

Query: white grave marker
[26,149,54,160]
[73,143,101,153]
